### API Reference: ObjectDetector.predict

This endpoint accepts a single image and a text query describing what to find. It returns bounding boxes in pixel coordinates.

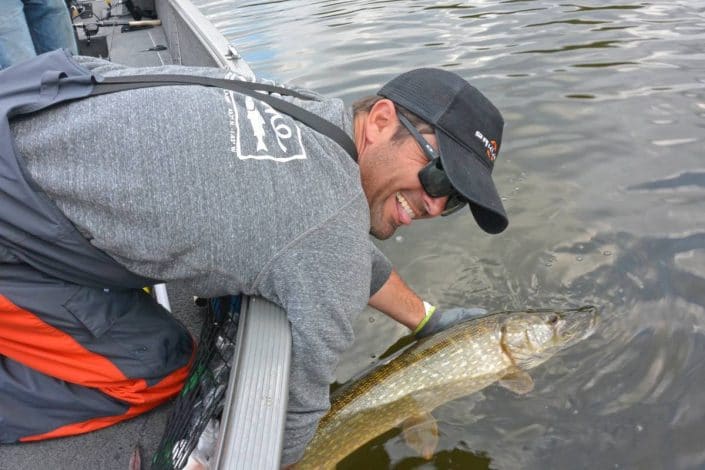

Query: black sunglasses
[397,113,467,216]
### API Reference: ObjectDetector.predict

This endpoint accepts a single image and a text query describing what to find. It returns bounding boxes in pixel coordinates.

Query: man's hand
[413,306,487,339]
[367,270,487,338]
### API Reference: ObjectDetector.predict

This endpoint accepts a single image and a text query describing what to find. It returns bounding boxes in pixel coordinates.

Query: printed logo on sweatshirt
[224,86,307,162]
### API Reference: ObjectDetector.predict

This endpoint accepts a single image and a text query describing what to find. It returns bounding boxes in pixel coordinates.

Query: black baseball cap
[378,68,508,234]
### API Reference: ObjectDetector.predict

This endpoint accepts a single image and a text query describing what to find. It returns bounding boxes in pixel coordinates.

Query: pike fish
[298,306,598,468]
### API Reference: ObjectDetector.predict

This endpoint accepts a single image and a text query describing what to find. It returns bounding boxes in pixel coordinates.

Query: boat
[3,1,291,469]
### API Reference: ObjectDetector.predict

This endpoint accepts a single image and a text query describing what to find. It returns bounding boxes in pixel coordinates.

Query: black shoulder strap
[89,74,358,162]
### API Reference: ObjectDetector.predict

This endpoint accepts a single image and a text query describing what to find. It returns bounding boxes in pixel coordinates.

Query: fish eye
[547,314,559,325]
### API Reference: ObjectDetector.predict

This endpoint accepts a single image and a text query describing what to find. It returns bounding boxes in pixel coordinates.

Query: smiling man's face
[359,112,448,240]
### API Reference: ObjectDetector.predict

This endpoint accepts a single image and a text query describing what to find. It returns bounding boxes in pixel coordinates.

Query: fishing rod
[72,19,161,35]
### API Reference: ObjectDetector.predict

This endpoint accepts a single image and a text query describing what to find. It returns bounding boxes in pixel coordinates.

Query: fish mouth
[557,305,600,343]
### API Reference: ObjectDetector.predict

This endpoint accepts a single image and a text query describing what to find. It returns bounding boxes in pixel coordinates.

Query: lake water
[193,1,705,468]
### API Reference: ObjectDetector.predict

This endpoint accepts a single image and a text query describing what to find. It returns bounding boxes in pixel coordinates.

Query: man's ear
[364,99,398,143]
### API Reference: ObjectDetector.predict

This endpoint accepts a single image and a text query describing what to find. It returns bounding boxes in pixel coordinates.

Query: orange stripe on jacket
[0,294,195,406]
[19,352,194,442]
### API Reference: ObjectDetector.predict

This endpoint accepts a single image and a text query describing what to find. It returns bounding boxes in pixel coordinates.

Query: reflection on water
[628,171,705,190]
[193,0,705,467]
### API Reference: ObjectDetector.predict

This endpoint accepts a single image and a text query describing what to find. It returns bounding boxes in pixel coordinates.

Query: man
[0,50,507,465]
[0,0,78,69]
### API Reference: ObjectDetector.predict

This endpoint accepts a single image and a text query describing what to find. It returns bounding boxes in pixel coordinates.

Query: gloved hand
[413,304,488,340]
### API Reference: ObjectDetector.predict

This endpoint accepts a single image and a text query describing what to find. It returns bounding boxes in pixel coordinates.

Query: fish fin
[128,444,142,470]
[401,412,439,460]
[499,368,534,394]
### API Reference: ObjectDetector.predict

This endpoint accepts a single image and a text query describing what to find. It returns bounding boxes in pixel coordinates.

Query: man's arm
[369,269,488,338]
[368,269,425,330]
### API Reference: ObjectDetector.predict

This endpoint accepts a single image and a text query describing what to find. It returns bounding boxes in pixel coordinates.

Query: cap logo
[474,130,498,162]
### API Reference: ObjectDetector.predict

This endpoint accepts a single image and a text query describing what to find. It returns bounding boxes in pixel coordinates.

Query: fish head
[500,306,599,369]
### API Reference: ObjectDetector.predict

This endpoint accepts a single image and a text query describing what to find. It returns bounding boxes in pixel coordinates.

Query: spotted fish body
[298,307,598,468]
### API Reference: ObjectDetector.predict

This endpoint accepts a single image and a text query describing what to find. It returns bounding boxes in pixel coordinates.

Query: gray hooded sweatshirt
[10,56,392,464]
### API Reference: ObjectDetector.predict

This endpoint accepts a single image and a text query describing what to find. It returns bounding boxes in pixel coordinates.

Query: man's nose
[422,192,448,217]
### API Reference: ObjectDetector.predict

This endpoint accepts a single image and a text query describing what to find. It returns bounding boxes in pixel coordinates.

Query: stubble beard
[368,196,399,240]
[361,145,398,241]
